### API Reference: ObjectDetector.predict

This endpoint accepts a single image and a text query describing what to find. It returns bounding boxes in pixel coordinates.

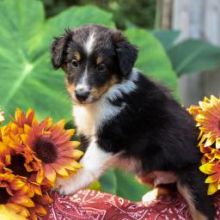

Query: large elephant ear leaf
[125,28,177,93]
[46,5,115,37]
[0,0,114,121]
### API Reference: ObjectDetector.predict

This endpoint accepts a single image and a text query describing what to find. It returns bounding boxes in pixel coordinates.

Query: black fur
[51,25,215,219]
[112,31,138,76]
[98,73,215,219]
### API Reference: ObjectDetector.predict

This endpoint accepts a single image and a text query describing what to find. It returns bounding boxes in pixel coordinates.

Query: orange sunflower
[0,108,83,218]
[200,163,220,195]
[13,108,37,128]
[29,190,53,220]
[188,95,220,195]
[188,95,220,148]
[20,117,83,185]
[0,172,34,218]
[0,121,27,162]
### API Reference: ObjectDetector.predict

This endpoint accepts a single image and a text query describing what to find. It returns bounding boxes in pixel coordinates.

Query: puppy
[51,25,215,220]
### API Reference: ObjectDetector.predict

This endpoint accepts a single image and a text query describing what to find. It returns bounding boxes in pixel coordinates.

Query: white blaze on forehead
[76,67,90,91]
[84,32,96,55]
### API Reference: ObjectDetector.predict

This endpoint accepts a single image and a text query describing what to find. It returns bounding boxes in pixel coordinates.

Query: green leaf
[152,30,180,50]
[100,169,149,201]
[125,28,177,93]
[0,0,114,121]
[46,5,115,37]
[100,169,117,194]
[168,39,220,76]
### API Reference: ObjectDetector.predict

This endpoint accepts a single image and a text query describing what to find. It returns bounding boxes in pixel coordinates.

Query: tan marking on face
[90,75,119,100]
[65,79,75,96]
[96,56,103,65]
[74,51,81,61]
[177,183,208,220]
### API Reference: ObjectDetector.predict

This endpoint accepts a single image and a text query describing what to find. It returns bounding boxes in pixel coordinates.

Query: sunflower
[0,108,83,218]
[20,117,83,185]
[188,95,220,148]
[13,108,37,128]
[200,163,220,195]
[0,122,26,162]
[188,95,220,195]
[4,152,43,197]
[0,172,34,218]
[29,190,53,220]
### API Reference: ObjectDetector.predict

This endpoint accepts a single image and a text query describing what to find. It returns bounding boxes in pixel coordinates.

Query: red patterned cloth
[42,190,220,220]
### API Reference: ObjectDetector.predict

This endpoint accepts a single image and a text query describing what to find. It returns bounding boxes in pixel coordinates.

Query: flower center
[7,154,31,177]
[0,187,10,204]
[34,138,57,164]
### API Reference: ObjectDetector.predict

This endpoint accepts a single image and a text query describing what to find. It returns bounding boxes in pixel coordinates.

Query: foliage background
[1,0,220,201]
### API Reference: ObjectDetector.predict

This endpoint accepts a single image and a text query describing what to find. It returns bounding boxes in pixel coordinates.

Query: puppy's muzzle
[75,87,90,102]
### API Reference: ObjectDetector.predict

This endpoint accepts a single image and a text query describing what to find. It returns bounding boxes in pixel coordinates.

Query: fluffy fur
[51,25,215,220]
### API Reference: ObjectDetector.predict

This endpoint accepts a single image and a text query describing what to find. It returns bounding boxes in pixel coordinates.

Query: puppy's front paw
[55,177,78,195]
[142,188,159,205]
[142,187,170,205]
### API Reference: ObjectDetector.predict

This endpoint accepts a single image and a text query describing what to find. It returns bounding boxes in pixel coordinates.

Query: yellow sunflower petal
[199,101,210,110]
[72,141,81,148]
[208,182,218,195]
[67,129,75,137]
[14,196,35,208]
[199,163,215,174]
[204,138,215,147]
[32,204,48,216]
[56,167,69,176]
[210,95,219,104]
[45,166,56,183]
[11,179,26,191]
[56,119,66,128]
[216,138,220,149]
[73,149,84,158]
[198,135,207,146]
[6,203,29,217]
[36,169,44,184]
[0,205,27,220]
[205,175,217,183]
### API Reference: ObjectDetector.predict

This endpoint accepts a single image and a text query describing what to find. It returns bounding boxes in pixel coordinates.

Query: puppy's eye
[97,63,107,72]
[71,59,79,68]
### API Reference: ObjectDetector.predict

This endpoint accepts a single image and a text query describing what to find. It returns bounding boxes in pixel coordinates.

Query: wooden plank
[171,0,220,105]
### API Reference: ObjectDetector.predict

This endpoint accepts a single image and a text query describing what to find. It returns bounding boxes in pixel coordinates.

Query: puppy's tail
[177,166,215,220]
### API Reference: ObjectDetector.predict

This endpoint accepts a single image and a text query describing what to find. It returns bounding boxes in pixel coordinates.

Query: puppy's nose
[75,88,90,102]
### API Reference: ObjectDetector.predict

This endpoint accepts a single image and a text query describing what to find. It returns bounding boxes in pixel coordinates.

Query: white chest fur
[73,69,138,138]
[73,99,123,137]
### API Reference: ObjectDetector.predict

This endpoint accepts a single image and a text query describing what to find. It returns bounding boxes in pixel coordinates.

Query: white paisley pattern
[40,190,220,220]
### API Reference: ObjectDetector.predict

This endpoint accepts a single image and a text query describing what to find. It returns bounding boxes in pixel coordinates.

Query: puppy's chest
[73,101,123,137]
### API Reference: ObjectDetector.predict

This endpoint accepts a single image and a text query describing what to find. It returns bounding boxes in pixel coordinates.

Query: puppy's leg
[140,171,177,204]
[142,186,171,204]
[56,139,118,195]
[177,168,215,220]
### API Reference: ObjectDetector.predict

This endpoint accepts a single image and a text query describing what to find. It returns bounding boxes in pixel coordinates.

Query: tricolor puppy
[51,25,215,220]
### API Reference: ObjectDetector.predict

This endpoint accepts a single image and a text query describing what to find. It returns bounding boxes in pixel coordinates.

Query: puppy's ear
[113,31,138,76]
[51,31,71,69]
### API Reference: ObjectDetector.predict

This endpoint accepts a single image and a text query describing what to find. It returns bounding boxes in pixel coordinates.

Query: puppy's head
[51,25,137,104]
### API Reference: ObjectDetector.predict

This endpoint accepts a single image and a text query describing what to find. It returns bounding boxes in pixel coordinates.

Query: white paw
[142,189,158,205]
[55,177,79,195]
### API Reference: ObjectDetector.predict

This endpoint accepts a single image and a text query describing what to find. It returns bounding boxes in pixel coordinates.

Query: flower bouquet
[188,95,220,195]
[0,109,83,219]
